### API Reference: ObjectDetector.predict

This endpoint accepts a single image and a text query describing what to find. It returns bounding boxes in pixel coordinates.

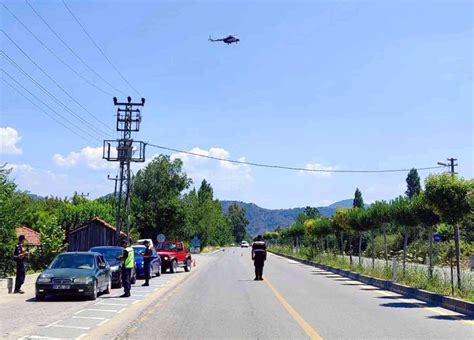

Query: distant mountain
[220,199,354,236]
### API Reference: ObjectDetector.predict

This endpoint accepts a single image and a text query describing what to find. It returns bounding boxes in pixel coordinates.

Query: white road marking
[73,309,86,315]
[44,320,63,328]
[75,333,88,340]
[72,316,106,320]
[97,319,109,327]
[86,308,120,313]
[132,300,140,304]
[95,302,128,306]
[53,324,90,330]
[117,308,126,314]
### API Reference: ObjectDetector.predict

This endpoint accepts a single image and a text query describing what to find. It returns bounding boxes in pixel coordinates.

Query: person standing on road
[117,239,134,297]
[252,235,267,281]
[13,235,29,294]
[142,240,152,287]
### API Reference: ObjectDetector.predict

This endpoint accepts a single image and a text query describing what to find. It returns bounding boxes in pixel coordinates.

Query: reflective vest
[124,247,135,268]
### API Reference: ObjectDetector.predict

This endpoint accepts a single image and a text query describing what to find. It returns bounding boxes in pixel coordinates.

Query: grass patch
[270,245,474,303]
[200,246,222,254]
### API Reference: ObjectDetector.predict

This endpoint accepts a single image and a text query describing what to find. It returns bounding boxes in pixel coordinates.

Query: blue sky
[1,0,472,209]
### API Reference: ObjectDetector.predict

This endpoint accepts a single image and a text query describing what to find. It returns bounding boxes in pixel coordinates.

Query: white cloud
[300,163,335,178]
[0,127,22,155]
[53,146,116,170]
[169,147,253,195]
[7,163,111,198]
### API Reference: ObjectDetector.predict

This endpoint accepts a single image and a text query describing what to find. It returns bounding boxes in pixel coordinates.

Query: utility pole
[437,158,458,176]
[103,97,146,244]
[437,157,460,290]
[107,175,119,199]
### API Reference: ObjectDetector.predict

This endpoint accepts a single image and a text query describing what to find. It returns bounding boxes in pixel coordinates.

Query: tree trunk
[326,236,329,253]
[340,231,344,255]
[358,233,362,266]
[403,228,408,277]
[428,225,434,278]
[383,224,388,265]
[371,230,375,269]
[349,235,353,266]
[454,224,462,289]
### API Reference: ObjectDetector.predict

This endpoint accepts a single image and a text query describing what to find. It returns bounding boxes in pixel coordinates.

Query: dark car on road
[35,252,111,301]
[89,246,137,288]
[132,245,161,278]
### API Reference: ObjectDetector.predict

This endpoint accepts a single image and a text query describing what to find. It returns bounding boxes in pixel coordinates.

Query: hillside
[220,199,353,236]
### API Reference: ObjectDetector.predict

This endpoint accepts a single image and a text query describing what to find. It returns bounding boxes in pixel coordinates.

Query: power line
[1,74,96,144]
[1,2,114,97]
[146,143,447,174]
[1,30,115,135]
[25,0,127,97]
[62,0,141,96]
[1,50,109,140]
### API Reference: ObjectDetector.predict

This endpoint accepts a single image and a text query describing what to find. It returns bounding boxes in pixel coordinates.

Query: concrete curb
[0,273,39,295]
[270,251,474,316]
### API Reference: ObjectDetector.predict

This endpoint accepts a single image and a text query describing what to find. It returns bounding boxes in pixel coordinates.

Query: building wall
[68,221,117,251]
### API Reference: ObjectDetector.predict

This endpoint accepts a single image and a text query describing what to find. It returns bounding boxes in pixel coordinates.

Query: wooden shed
[68,217,127,251]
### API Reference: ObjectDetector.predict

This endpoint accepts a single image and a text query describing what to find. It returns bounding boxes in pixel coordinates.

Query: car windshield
[132,246,146,257]
[156,242,177,251]
[50,254,95,270]
[90,248,122,262]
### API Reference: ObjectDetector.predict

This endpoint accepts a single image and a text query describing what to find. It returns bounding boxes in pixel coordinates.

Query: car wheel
[170,260,177,274]
[131,270,136,284]
[88,281,98,300]
[157,264,161,277]
[104,276,111,294]
[184,258,191,272]
[35,294,45,301]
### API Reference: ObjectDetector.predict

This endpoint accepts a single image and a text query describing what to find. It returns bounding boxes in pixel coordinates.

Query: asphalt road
[1,249,473,339]
[120,248,473,340]
[0,253,212,339]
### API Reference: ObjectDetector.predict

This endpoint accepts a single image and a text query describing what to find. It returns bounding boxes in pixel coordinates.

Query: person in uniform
[13,235,28,294]
[117,239,134,297]
[142,240,152,286]
[252,235,267,281]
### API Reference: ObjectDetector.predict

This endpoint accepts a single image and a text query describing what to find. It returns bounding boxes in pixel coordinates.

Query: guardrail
[270,251,474,316]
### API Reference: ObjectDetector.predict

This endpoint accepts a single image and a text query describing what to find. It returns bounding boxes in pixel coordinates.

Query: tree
[411,192,440,278]
[405,168,421,199]
[368,201,391,264]
[332,208,351,255]
[132,155,191,240]
[425,174,473,288]
[353,188,364,209]
[389,196,417,276]
[227,203,249,242]
[0,166,22,276]
[34,214,66,268]
[347,208,365,266]
[304,206,321,219]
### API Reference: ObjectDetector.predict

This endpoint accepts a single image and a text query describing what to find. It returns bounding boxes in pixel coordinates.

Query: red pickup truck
[156,241,192,274]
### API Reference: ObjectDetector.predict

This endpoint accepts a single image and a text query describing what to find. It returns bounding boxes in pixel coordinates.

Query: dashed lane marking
[95,302,128,306]
[52,324,90,330]
[72,316,106,320]
[265,277,323,340]
[97,319,109,327]
[44,320,63,328]
[76,333,88,340]
[86,308,121,313]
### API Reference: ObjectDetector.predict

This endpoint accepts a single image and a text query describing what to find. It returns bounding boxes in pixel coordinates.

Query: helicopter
[208,35,240,44]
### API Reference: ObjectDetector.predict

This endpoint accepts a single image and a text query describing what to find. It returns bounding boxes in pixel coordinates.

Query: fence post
[392,257,398,282]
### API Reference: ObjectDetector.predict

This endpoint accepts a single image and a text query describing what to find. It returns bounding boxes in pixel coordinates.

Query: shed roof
[15,225,41,246]
[71,217,127,237]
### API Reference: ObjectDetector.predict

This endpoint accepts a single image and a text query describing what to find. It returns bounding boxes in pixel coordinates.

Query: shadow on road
[380,302,429,309]
[427,315,474,322]
[25,295,89,303]
[377,295,403,299]
[341,283,365,286]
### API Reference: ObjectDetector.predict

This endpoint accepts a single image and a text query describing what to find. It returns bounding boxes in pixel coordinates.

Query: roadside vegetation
[0,155,250,277]
[266,171,474,302]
